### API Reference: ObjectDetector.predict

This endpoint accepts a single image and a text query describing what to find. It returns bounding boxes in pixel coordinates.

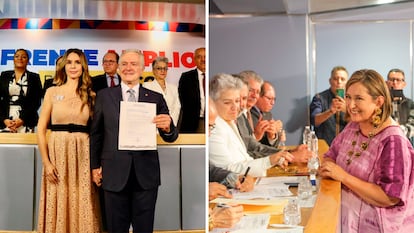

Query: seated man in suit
[92,50,121,93]
[234,75,310,163]
[239,70,282,147]
[254,81,285,147]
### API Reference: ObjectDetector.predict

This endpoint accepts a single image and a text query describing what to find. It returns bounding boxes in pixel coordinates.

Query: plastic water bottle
[302,126,311,145]
[307,132,319,190]
[297,177,312,200]
[309,131,318,154]
[284,198,301,225]
[278,129,286,150]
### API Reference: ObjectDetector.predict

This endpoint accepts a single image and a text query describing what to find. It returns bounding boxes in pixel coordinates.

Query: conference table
[221,139,340,233]
[264,139,341,233]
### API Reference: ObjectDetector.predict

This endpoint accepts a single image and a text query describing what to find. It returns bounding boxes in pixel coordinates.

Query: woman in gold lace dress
[36,48,101,233]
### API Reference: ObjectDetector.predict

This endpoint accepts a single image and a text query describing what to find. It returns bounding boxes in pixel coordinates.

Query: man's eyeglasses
[248,88,260,95]
[388,78,405,83]
[103,60,117,65]
[263,95,275,102]
[154,67,168,72]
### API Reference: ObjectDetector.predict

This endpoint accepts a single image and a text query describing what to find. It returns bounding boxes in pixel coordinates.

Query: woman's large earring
[371,108,382,127]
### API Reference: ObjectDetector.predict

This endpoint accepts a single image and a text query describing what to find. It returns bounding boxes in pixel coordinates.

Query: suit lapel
[138,84,152,102]
[110,86,123,104]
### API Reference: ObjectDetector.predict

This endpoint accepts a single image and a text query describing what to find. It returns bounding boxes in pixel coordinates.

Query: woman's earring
[371,108,382,127]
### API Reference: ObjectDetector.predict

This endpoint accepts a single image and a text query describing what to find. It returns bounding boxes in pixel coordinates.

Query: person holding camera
[386,68,414,145]
[310,66,348,145]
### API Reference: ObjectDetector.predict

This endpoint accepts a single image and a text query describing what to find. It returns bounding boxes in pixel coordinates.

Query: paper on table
[211,198,288,215]
[230,184,293,199]
[210,213,270,233]
[119,101,156,150]
[211,198,288,206]
[256,176,308,186]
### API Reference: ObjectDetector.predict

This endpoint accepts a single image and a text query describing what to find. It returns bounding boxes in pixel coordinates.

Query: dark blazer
[178,68,201,133]
[91,73,121,93]
[209,161,231,183]
[0,70,42,128]
[90,85,178,192]
[236,113,280,159]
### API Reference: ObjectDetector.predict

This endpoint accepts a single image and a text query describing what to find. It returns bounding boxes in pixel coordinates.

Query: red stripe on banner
[0,19,12,29]
[135,21,149,30]
[169,22,179,32]
[17,19,29,29]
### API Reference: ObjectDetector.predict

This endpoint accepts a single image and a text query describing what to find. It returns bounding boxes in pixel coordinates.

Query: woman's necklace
[346,127,377,165]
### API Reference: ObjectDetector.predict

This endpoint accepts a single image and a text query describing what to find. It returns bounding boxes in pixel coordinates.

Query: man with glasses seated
[386,68,414,145]
[252,81,285,147]
[92,51,120,93]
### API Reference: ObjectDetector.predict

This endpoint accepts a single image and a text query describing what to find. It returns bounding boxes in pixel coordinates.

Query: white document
[210,214,270,233]
[118,101,156,150]
[230,184,293,199]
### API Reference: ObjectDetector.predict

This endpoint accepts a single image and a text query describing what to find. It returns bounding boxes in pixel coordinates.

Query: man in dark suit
[178,47,206,133]
[92,50,121,93]
[90,49,178,233]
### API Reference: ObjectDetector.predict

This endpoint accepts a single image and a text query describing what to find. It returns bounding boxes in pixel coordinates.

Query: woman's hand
[44,162,59,184]
[319,160,346,182]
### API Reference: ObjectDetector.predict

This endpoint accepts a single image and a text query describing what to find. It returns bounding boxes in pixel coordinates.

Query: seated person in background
[386,68,414,145]
[42,56,63,97]
[0,48,42,133]
[209,73,293,177]
[235,75,311,163]
[239,70,278,144]
[143,56,181,125]
[208,98,245,230]
[253,81,285,147]
[92,50,121,93]
[310,66,348,145]
[209,98,255,193]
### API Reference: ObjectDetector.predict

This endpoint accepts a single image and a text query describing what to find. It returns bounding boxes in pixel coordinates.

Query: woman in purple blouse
[320,69,414,233]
